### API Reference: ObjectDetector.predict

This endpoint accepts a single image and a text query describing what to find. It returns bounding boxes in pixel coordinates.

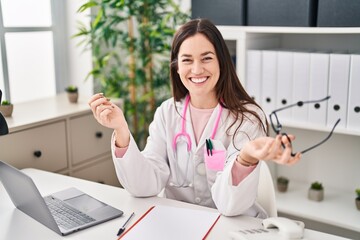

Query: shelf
[276,180,360,232]
[5,93,91,132]
[218,26,360,34]
[280,120,360,137]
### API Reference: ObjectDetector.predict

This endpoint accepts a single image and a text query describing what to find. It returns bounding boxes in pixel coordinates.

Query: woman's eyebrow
[180,54,192,58]
[201,51,215,56]
[180,51,215,58]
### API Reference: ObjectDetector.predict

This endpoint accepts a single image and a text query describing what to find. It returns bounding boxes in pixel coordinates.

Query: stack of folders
[246,49,360,132]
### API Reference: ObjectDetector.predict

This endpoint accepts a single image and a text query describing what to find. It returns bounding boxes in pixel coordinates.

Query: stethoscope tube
[170,95,223,188]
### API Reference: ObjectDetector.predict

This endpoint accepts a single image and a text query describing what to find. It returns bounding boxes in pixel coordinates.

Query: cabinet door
[0,121,67,172]
[70,114,113,165]
[72,157,121,187]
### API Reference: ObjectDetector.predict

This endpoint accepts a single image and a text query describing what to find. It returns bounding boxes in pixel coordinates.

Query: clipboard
[118,205,221,240]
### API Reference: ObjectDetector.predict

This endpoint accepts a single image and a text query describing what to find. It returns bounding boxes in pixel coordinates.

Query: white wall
[65,0,93,98]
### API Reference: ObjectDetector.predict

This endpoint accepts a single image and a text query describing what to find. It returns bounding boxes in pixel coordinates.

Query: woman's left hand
[239,135,301,166]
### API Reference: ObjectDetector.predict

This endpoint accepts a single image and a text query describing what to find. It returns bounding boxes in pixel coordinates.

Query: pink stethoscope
[170,95,223,187]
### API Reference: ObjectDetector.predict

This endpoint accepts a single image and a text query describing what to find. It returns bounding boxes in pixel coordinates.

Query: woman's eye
[182,59,192,63]
[202,57,213,61]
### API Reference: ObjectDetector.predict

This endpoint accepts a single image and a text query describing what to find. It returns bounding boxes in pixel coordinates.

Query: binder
[347,54,360,131]
[292,51,311,123]
[261,50,277,118]
[276,50,293,121]
[246,50,262,104]
[119,205,220,240]
[308,52,330,126]
[327,53,351,129]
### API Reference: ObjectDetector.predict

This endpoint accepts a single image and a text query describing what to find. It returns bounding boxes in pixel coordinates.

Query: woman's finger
[251,137,275,159]
[267,135,282,159]
[88,93,104,106]
[287,153,302,165]
[281,134,296,145]
[96,103,113,118]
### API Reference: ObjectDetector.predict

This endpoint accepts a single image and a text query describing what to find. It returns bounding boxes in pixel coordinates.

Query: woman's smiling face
[177,33,220,107]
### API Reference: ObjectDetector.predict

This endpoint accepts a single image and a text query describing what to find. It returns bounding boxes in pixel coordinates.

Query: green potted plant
[277,176,289,192]
[74,0,189,148]
[65,85,78,103]
[355,188,360,211]
[0,100,13,117]
[308,181,324,202]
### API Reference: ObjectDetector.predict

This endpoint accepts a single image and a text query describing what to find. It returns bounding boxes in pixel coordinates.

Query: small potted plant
[308,181,324,202]
[355,188,360,211]
[277,176,289,192]
[0,100,13,117]
[65,85,78,103]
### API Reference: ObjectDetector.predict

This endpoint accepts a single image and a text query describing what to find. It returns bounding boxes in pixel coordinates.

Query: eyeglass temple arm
[300,118,341,155]
[270,96,331,115]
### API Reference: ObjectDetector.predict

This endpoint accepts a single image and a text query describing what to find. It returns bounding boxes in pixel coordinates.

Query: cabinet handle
[33,150,42,158]
[95,131,103,138]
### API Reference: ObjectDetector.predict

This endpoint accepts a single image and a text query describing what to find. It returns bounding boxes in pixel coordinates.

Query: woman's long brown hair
[170,18,268,143]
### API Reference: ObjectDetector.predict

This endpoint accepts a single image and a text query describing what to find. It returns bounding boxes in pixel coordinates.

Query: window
[0,0,67,103]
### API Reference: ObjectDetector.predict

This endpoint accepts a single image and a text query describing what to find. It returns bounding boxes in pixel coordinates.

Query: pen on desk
[117,212,135,236]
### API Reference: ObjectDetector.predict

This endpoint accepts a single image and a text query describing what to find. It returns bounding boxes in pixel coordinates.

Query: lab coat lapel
[197,103,222,151]
[185,101,197,152]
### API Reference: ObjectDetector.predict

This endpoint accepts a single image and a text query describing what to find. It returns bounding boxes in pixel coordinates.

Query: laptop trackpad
[65,194,106,213]
[51,188,106,213]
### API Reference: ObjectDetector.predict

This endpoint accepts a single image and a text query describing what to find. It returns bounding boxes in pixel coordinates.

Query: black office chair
[0,89,9,136]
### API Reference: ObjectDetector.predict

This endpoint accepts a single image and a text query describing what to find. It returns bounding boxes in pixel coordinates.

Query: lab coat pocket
[204,149,226,171]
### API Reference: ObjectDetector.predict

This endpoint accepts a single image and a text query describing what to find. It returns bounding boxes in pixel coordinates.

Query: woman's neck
[189,94,218,109]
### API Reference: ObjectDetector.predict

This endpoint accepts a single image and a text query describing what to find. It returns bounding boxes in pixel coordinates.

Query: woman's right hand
[88,93,130,147]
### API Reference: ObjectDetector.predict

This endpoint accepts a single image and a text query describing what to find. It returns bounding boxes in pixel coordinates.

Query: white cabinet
[218,26,360,237]
[69,114,113,166]
[0,94,121,187]
[0,121,67,172]
[72,155,119,187]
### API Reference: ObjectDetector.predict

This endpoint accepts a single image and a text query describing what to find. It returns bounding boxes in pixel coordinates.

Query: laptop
[0,160,123,236]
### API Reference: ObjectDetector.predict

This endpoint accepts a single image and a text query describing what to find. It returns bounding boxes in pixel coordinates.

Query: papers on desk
[118,205,220,240]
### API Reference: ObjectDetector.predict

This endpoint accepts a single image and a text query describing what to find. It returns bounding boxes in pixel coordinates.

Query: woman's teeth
[190,77,207,83]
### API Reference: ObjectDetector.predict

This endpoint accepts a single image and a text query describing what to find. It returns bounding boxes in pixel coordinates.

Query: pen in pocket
[206,139,213,156]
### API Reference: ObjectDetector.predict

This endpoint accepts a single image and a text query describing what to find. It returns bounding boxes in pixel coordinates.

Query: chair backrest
[257,161,277,217]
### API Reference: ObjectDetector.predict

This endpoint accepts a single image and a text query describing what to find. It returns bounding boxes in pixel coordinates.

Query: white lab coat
[111,97,268,217]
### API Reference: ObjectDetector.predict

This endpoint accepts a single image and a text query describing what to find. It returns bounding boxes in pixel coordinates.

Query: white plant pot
[67,92,78,103]
[308,188,324,202]
[356,198,360,211]
[0,104,13,117]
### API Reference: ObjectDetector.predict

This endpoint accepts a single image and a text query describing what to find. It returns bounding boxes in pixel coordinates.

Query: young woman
[88,19,301,217]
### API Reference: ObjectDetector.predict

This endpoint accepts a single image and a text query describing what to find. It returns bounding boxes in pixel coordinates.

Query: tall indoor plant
[75,0,189,148]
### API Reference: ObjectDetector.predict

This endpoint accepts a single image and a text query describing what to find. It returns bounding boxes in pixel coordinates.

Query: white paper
[120,205,220,240]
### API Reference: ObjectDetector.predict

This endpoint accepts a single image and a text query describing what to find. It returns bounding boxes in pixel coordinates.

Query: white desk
[0,169,349,240]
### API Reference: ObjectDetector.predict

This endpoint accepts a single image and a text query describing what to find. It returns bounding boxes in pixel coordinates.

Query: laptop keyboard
[44,196,96,230]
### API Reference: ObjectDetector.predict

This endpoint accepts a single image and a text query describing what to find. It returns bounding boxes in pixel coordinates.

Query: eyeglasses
[269,96,340,157]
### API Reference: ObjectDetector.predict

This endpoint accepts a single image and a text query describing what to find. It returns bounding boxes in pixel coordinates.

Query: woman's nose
[191,61,204,74]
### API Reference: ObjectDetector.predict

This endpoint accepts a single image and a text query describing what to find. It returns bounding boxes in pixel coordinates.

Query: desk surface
[0,169,349,240]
